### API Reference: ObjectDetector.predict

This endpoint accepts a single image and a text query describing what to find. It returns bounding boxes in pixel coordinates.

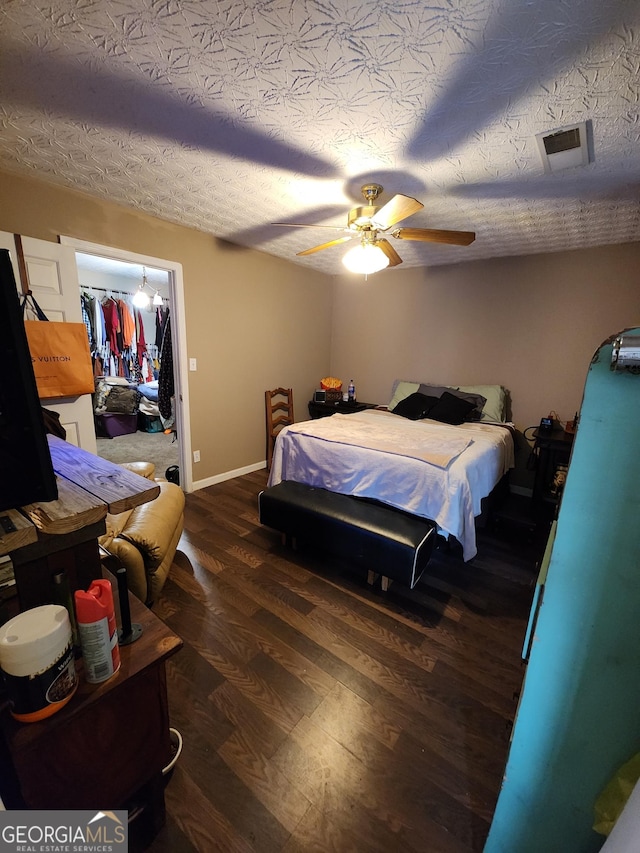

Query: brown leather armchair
[98,462,185,606]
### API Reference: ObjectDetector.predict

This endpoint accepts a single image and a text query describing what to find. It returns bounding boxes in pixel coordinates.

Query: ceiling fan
[274,183,475,273]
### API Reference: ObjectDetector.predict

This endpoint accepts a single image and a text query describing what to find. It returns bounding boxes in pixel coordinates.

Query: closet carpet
[97,429,179,479]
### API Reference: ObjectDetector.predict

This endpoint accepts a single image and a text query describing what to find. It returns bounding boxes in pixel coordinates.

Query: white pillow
[456,385,507,422]
[388,380,419,411]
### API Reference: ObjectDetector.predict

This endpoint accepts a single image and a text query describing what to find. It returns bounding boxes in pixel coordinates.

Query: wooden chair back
[265,387,294,471]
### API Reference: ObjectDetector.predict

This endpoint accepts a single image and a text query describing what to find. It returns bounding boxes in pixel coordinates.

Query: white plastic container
[0,604,78,722]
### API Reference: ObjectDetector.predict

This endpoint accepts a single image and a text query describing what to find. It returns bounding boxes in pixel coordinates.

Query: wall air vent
[535,121,590,174]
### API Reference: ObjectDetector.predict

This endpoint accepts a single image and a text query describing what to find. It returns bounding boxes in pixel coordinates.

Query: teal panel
[486,330,640,853]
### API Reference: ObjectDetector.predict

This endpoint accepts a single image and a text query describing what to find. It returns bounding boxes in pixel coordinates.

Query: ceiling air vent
[535,121,590,174]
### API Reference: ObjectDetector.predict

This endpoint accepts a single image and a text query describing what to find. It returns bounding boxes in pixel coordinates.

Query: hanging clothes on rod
[158,310,175,429]
[80,286,167,382]
[80,289,107,377]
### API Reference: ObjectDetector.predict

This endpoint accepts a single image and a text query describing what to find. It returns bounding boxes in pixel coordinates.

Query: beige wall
[3,168,639,490]
[331,245,640,485]
[0,169,333,481]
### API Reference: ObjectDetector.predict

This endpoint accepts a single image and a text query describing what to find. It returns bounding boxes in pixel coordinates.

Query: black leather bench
[258,481,436,590]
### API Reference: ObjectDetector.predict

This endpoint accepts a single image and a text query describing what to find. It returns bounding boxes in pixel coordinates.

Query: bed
[267,380,515,561]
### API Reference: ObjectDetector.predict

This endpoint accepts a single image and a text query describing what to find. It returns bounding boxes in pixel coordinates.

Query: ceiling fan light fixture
[348,205,379,229]
[342,242,390,275]
[280,181,472,266]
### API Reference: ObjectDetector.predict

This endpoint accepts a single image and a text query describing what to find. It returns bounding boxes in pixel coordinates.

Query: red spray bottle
[74,580,121,684]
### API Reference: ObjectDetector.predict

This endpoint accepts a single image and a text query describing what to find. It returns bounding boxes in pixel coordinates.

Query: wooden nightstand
[532,428,575,516]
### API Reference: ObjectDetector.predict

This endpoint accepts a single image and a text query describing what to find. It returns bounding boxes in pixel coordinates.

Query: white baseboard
[191,460,266,492]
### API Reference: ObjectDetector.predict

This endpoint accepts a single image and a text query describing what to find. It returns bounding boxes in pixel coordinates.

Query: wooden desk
[0,439,182,846]
[0,436,159,610]
[0,576,182,840]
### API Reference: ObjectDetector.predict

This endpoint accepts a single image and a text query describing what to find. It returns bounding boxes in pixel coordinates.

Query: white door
[59,235,193,492]
[0,232,97,453]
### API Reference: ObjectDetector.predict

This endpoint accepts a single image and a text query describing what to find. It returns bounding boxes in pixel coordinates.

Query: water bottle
[348,379,355,402]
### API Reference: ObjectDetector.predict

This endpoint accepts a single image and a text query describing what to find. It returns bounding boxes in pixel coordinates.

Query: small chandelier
[132,267,150,309]
[342,239,389,275]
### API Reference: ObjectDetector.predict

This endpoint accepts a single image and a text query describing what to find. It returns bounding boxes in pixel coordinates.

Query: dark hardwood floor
[144,471,542,853]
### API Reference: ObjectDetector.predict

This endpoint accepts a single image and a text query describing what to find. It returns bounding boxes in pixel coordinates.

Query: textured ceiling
[1,0,639,275]
[75,252,170,287]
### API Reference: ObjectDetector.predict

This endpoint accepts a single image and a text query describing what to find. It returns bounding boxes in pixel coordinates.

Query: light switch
[189,358,197,371]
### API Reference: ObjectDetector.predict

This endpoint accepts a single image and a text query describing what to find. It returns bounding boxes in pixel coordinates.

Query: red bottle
[74,580,121,683]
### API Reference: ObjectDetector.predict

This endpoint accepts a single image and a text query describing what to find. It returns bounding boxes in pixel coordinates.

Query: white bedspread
[267,409,515,561]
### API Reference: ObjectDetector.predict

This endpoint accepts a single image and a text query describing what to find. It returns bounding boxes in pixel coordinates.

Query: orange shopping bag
[22,295,94,399]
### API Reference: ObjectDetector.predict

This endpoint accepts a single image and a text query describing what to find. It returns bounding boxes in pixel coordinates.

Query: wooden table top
[0,436,160,556]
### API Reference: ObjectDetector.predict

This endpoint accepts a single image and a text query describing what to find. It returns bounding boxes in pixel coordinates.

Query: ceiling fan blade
[297,236,354,256]
[376,239,403,267]
[393,227,475,246]
[371,194,424,230]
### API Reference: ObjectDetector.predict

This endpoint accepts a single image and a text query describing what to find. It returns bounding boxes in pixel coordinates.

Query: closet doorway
[60,236,192,492]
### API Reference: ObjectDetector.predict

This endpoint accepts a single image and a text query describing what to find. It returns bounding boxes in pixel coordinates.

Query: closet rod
[81,285,169,302]
[81,285,131,299]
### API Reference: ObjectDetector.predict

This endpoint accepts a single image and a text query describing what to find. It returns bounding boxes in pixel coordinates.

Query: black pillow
[418,384,486,420]
[392,392,439,420]
[428,391,476,425]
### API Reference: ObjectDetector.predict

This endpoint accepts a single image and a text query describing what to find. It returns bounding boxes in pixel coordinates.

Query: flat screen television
[0,248,58,511]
